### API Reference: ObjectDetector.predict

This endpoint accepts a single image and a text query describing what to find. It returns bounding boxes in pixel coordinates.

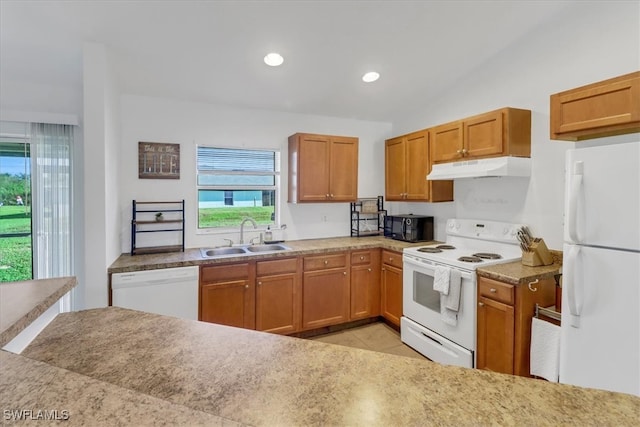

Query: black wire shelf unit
[350,196,386,237]
[131,200,185,255]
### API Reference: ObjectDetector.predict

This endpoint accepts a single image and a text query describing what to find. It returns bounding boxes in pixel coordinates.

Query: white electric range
[401,219,525,368]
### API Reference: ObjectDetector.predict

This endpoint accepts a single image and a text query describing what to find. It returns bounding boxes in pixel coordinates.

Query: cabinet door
[476,295,515,374]
[550,71,640,141]
[329,137,358,201]
[430,122,463,163]
[405,131,430,201]
[302,269,349,330]
[256,273,300,334]
[350,251,381,320]
[385,137,406,201]
[380,263,403,327]
[298,134,331,202]
[200,279,254,329]
[464,110,504,158]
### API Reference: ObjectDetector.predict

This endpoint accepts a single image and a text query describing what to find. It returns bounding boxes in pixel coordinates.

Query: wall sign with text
[138,142,180,179]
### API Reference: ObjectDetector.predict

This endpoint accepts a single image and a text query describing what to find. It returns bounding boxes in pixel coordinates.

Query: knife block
[522,239,554,267]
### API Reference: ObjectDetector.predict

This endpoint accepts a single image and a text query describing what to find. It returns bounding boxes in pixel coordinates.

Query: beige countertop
[8,307,638,426]
[0,277,77,347]
[477,260,562,286]
[108,236,431,273]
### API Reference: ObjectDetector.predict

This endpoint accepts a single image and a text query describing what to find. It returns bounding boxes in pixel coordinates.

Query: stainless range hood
[427,156,531,180]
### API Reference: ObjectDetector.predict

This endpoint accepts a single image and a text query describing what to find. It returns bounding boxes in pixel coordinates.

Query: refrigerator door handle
[567,161,584,244]
[566,245,583,327]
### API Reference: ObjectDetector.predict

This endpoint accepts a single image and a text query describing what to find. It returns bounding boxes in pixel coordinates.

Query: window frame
[195,145,281,234]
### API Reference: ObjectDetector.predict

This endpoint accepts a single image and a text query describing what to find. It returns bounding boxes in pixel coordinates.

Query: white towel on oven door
[440,298,457,326]
[434,266,451,295]
[444,269,462,312]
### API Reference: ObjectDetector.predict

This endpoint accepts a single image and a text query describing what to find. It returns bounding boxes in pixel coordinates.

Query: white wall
[390,2,640,249]
[82,43,121,309]
[119,95,392,252]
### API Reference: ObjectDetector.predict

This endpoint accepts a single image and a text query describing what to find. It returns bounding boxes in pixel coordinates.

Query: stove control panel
[446,219,525,244]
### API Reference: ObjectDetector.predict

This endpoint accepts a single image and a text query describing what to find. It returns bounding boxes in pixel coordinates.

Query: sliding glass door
[0,121,74,284]
[0,141,33,282]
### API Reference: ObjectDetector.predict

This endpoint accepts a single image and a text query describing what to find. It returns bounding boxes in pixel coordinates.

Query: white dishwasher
[111,266,199,320]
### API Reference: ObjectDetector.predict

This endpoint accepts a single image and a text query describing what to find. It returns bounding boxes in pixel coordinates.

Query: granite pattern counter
[108,236,430,273]
[13,307,640,426]
[0,277,77,347]
[477,260,562,286]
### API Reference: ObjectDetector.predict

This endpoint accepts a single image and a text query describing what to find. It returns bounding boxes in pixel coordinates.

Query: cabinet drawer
[351,251,371,266]
[381,250,402,269]
[304,253,347,271]
[256,258,298,276]
[201,263,250,282]
[478,277,514,305]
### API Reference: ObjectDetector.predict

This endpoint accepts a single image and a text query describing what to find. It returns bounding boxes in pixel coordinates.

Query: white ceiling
[0,1,579,123]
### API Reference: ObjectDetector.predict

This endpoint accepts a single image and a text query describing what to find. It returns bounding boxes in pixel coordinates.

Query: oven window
[413,270,440,312]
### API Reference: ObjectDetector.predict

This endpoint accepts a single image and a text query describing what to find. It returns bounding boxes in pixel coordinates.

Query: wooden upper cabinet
[385,136,406,200]
[430,122,463,163]
[385,130,453,202]
[431,108,531,164]
[550,71,640,141]
[288,133,358,203]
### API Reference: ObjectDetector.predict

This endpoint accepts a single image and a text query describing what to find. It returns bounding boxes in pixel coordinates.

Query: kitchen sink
[201,247,248,257]
[246,243,290,253]
[199,243,291,258]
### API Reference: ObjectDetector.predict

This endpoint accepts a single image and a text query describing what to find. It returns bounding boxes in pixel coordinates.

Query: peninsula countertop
[108,236,431,273]
[0,276,77,347]
[11,307,640,426]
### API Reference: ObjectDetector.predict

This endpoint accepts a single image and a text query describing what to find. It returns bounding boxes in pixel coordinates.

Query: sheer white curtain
[31,123,74,279]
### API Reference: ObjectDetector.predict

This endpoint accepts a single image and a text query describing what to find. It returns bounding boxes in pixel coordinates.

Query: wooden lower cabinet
[380,250,403,327]
[200,262,255,329]
[255,258,302,334]
[350,249,381,320]
[302,252,350,330]
[476,275,555,376]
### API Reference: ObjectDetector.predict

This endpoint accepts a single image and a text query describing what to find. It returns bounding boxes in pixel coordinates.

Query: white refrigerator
[561,140,640,396]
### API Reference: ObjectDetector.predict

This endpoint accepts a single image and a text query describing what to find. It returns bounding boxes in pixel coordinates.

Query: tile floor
[309,322,427,360]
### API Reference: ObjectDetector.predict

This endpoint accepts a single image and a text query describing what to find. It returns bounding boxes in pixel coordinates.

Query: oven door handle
[403,255,436,273]
[403,255,474,281]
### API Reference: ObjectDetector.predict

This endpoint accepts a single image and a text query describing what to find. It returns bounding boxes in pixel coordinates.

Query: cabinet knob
[324,260,329,265]
[457,149,462,155]
[389,257,393,262]
[326,194,330,198]
[478,302,484,307]
[245,284,249,289]
[330,194,334,198]
[343,271,347,276]
[367,268,372,272]
[258,281,262,285]
[490,288,496,293]
[360,256,364,260]
[462,148,468,155]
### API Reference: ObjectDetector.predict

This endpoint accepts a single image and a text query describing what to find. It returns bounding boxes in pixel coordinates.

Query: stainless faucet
[239,217,257,244]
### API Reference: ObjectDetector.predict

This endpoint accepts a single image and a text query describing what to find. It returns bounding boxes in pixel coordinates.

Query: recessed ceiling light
[264,53,284,67]
[362,71,380,83]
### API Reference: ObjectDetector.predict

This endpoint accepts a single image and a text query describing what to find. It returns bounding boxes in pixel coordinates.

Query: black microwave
[384,215,434,242]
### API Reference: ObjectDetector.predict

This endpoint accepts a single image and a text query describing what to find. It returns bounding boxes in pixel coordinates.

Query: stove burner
[418,247,442,253]
[436,245,456,250]
[472,252,502,260]
[458,256,483,263]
